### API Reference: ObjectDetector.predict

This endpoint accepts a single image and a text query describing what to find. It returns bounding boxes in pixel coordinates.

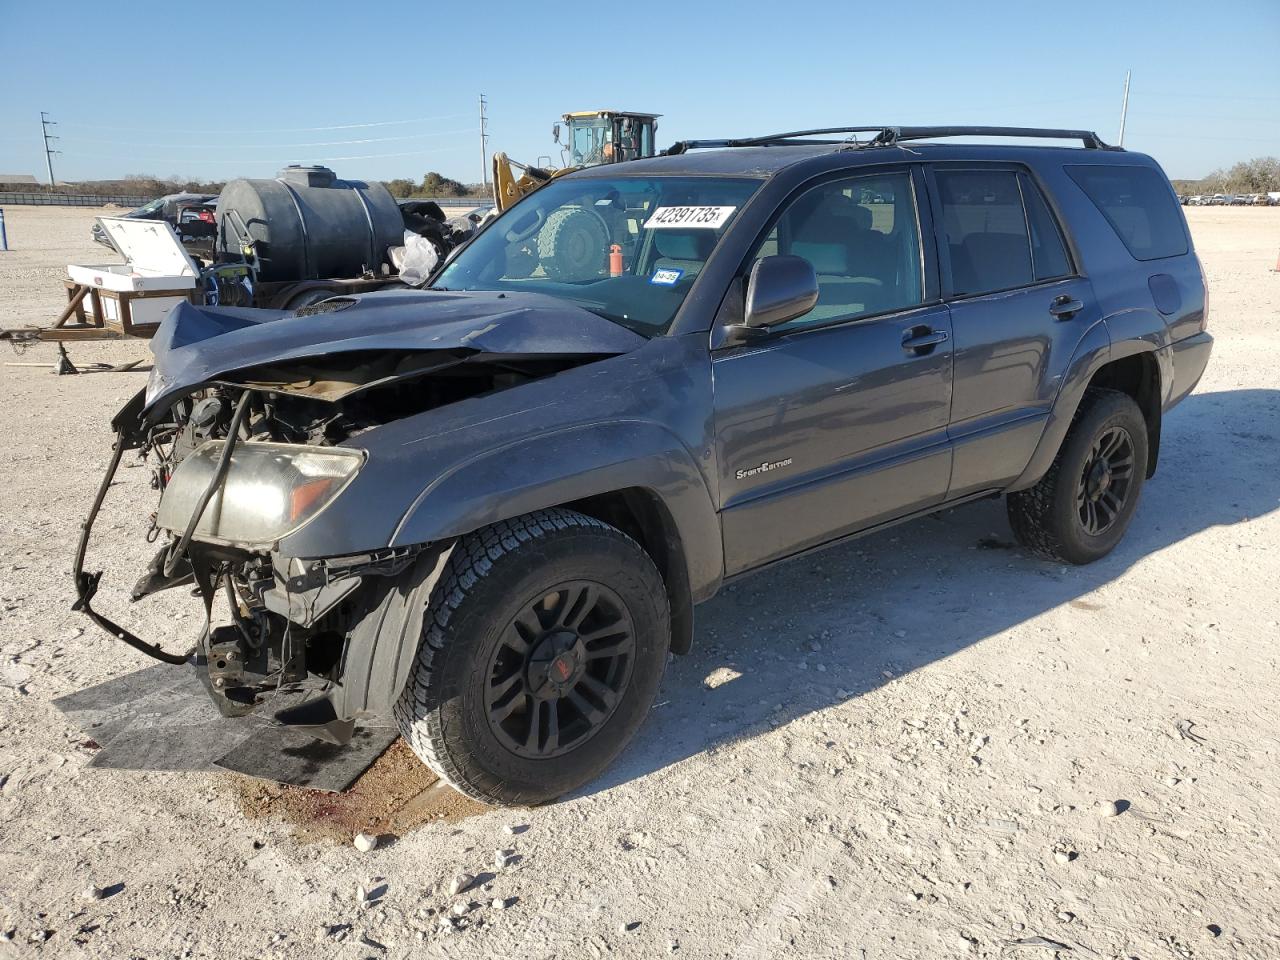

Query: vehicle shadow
[586,387,1280,796]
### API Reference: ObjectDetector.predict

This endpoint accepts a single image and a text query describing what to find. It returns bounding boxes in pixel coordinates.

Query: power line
[54,127,477,150]
[67,146,471,165]
[1133,90,1280,103]
[54,113,469,135]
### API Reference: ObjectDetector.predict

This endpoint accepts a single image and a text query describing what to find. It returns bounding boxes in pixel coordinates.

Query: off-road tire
[536,207,610,281]
[393,508,670,806]
[1007,388,1149,564]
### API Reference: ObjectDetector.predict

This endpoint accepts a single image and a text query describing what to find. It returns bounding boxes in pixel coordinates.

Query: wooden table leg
[52,285,90,329]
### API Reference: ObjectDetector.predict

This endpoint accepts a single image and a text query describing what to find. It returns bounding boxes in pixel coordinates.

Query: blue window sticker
[650,267,684,286]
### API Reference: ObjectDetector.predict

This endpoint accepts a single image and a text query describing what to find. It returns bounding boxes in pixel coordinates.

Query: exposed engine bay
[72,290,646,741]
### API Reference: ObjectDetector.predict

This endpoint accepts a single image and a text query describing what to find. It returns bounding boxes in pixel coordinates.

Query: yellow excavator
[491,110,660,212]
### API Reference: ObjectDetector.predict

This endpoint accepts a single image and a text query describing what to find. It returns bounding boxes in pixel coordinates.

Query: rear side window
[935,170,1033,296]
[1066,164,1188,261]
[1020,175,1072,281]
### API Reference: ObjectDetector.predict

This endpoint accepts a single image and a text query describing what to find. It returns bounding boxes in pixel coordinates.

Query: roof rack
[869,126,1117,150]
[664,126,1119,154]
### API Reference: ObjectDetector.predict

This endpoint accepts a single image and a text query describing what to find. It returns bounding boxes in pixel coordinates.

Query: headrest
[793,241,849,275]
[654,231,714,261]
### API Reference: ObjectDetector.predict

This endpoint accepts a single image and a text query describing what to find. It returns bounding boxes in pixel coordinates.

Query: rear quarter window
[1065,164,1188,261]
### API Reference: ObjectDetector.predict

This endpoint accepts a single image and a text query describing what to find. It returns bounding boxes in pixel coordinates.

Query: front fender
[390,419,724,601]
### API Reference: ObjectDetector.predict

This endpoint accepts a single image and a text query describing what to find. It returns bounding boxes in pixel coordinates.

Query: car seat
[652,231,715,281]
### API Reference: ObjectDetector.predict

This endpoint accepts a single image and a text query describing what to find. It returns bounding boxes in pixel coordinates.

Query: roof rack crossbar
[664,125,1119,155]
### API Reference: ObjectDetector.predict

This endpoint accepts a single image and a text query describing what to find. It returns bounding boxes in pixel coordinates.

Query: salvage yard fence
[0,191,155,207]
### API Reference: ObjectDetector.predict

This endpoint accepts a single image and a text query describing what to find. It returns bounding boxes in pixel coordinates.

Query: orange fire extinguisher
[609,244,623,277]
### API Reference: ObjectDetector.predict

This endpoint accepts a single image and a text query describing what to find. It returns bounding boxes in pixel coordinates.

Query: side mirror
[552,123,561,144]
[744,255,819,329]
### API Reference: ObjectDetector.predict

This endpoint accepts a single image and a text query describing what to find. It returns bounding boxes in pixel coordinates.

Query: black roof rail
[664,125,1119,155]
[665,127,889,154]
[868,126,1118,150]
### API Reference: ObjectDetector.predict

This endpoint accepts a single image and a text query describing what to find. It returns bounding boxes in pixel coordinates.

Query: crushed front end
[72,294,644,744]
[74,380,437,742]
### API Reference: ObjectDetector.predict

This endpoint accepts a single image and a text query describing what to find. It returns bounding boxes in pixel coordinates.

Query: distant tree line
[384,171,488,199]
[1171,156,1280,196]
[6,170,490,200]
[35,175,227,197]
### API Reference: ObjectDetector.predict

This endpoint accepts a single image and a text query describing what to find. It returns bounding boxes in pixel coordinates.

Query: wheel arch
[389,420,723,653]
[558,487,696,655]
[1085,347,1162,477]
[1010,322,1164,492]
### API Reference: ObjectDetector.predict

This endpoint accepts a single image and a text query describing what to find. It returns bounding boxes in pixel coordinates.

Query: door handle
[901,327,949,354]
[1049,295,1084,319]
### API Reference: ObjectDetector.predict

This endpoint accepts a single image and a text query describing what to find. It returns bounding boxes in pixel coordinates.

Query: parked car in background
[91,192,218,258]
[1268,192,1280,206]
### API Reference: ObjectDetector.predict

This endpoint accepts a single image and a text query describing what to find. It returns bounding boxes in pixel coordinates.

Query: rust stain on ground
[225,739,490,844]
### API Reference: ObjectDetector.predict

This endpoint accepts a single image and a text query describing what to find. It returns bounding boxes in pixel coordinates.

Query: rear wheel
[394,509,670,806]
[1007,389,1149,564]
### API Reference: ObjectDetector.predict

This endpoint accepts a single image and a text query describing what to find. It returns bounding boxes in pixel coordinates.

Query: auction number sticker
[644,206,737,230]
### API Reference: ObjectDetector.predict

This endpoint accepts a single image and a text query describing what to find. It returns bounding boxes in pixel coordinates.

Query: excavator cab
[556,111,660,167]
[493,110,661,213]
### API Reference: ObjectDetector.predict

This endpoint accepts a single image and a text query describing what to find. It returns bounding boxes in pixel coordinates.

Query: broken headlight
[156,441,364,547]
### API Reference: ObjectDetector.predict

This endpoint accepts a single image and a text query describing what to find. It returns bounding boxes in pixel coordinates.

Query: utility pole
[40,111,60,188]
[478,94,489,189]
[1117,70,1131,147]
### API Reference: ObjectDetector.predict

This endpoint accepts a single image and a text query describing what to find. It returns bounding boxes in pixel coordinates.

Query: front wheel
[1007,389,1149,564]
[394,509,670,806]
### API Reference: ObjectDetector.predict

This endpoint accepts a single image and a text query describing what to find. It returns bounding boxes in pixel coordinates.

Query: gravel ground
[0,205,1278,959]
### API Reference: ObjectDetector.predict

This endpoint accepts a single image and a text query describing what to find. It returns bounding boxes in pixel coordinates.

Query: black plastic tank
[215,165,404,282]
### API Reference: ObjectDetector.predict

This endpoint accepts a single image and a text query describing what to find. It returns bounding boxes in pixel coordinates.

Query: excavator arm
[491,152,578,213]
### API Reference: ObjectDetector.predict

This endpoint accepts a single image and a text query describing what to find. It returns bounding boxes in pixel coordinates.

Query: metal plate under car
[51,664,396,792]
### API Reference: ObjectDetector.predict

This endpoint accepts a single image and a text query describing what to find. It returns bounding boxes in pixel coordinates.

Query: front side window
[749,171,924,330]
[437,175,761,336]
[1065,164,1188,261]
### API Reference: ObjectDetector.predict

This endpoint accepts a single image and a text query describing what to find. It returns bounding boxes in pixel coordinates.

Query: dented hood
[143,289,647,412]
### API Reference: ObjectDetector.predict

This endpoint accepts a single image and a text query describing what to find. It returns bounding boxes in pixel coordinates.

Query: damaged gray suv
[75,127,1213,805]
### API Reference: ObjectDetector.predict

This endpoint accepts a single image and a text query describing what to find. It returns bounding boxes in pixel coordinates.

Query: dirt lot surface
[0,204,1278,958]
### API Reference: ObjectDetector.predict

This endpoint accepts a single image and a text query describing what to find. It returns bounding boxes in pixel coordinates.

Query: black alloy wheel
[483,581,636,759]
[1006,388,1149,565]
[1076,425,1136,536]
[394,508,671,806]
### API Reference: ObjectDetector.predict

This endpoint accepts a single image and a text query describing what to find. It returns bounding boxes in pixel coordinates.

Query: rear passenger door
[926,165,1098,497]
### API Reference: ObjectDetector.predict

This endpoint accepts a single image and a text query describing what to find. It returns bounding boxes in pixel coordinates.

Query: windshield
[437,175,761,336]
[132,198,165,217]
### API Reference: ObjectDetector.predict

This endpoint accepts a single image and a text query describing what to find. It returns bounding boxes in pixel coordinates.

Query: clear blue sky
[2,0,1277,186]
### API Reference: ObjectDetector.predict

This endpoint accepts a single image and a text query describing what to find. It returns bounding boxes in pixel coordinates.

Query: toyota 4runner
[75,126,1212,805]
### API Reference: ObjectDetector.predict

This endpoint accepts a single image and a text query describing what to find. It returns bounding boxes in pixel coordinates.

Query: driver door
[713,168,954,575]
